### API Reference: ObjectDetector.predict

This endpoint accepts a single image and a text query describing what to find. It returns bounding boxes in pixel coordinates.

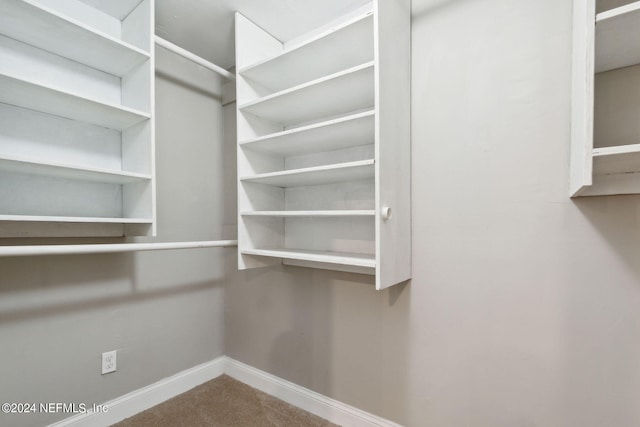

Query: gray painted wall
[0,48,232,427]
[226,0,640,426]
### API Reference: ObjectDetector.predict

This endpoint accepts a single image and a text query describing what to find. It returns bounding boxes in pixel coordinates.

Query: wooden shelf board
[240,159,374,188]
[593,144,640,175]
[0,215,152,224]
[239,110,375,155]
[0,73,150,130]
[241,210,375,217]
[241,248,376,268]
[239,12,374,92]
[239,62,375,126]
[595,2,640,73]
[0,0,149,77]
[0,156,151,184]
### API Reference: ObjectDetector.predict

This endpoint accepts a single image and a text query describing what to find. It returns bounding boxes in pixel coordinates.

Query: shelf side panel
[374,0,411,289]
[570,0,596,197]
[235,13,287,270]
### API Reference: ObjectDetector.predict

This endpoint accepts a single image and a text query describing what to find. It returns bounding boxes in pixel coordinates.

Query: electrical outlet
[101,350,117,375]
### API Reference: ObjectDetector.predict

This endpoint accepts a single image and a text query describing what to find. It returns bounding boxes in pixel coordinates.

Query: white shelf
[239,110,375,156]
[593,144,640,175]
[0,0,150,77]
[242,210,375,217]
[240,160,374,188]
[595,2,640,73]
[0,215,151,224]
[239,62,375,125]
[239,12,373,92]
[0,73,150,130]
[0,156,151,184]
[241,248,376,268]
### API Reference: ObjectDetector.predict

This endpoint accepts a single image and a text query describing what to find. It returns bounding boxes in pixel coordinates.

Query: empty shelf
[239,62,374,126]
[240,160,374,187]
[0,215,151,224]
[242,210,375,217]
[595,2,640,73]
[0,156,151,184]
[241,248,376,268]
[0,0,149,77]
[239,110,375,156]
[0,73,150,130]
[593,144,640,175]
[239,12,373,92]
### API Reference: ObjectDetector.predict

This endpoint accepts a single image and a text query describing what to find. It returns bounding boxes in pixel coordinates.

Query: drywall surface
[0,48,233,427]
[226,0,640,425]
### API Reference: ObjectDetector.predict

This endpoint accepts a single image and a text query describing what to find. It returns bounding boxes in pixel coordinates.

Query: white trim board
[49,356,402,427]
[48,357,226,427]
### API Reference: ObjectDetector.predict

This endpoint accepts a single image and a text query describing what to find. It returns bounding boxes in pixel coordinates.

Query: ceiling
[155,0,371,70]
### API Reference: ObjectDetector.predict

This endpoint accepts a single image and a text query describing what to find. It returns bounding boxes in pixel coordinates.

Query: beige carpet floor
[113,375,338,427]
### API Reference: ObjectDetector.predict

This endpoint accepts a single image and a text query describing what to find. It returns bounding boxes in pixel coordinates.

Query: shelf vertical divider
[374,0,411,289]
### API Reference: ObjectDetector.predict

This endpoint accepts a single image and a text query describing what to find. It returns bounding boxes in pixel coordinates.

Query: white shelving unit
[571,0,640,196]
[235,0,411,289]
[0,0,155,237]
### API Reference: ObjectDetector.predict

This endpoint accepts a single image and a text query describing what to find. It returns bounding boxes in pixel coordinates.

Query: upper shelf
[240,159,375,188]
[239,110,375,156]
[595,1,640,73]
[0,73,150,130]
[0,0,149,77]
[239,62,375,126]
[0,156,152,184]
[239,12,374,92]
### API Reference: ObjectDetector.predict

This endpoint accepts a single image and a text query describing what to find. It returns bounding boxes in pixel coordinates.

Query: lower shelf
[241,248,375,268]
[0,215,152,224]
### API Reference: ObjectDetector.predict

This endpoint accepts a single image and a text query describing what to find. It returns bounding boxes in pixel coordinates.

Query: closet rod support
[154,36,235,81]
[0,240,238,257]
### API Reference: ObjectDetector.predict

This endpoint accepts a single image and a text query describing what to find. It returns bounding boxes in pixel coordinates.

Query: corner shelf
[242,210,375,217]
[0,0,149,77]
[239,110,375,156]
[241,248,376,269]
[239,12,374,92]
[595,2,640,73]
[236,0,411,289]
[239,62,375,126]
[240,160,374,188]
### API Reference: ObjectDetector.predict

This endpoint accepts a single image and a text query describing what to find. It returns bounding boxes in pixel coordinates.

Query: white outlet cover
[101,350,117,375]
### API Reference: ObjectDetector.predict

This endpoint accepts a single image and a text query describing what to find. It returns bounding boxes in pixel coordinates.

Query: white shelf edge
[596,1,640,21]
[0,240,238,257]
[592,143,640,156]
[241,210,375,217]
[238,61,375,111]
[0,73,151,130]
[240,159,374,182]
[241,248,376,268]
[0,215,152,224]
[4,0,150,75]
[0,156,152,184]
[239,110,375,146]
[238,11,373,75]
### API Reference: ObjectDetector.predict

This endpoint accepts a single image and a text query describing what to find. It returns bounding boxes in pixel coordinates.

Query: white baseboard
[223,356,402,427]
[48,356,226,427]
[50,356,401,427]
